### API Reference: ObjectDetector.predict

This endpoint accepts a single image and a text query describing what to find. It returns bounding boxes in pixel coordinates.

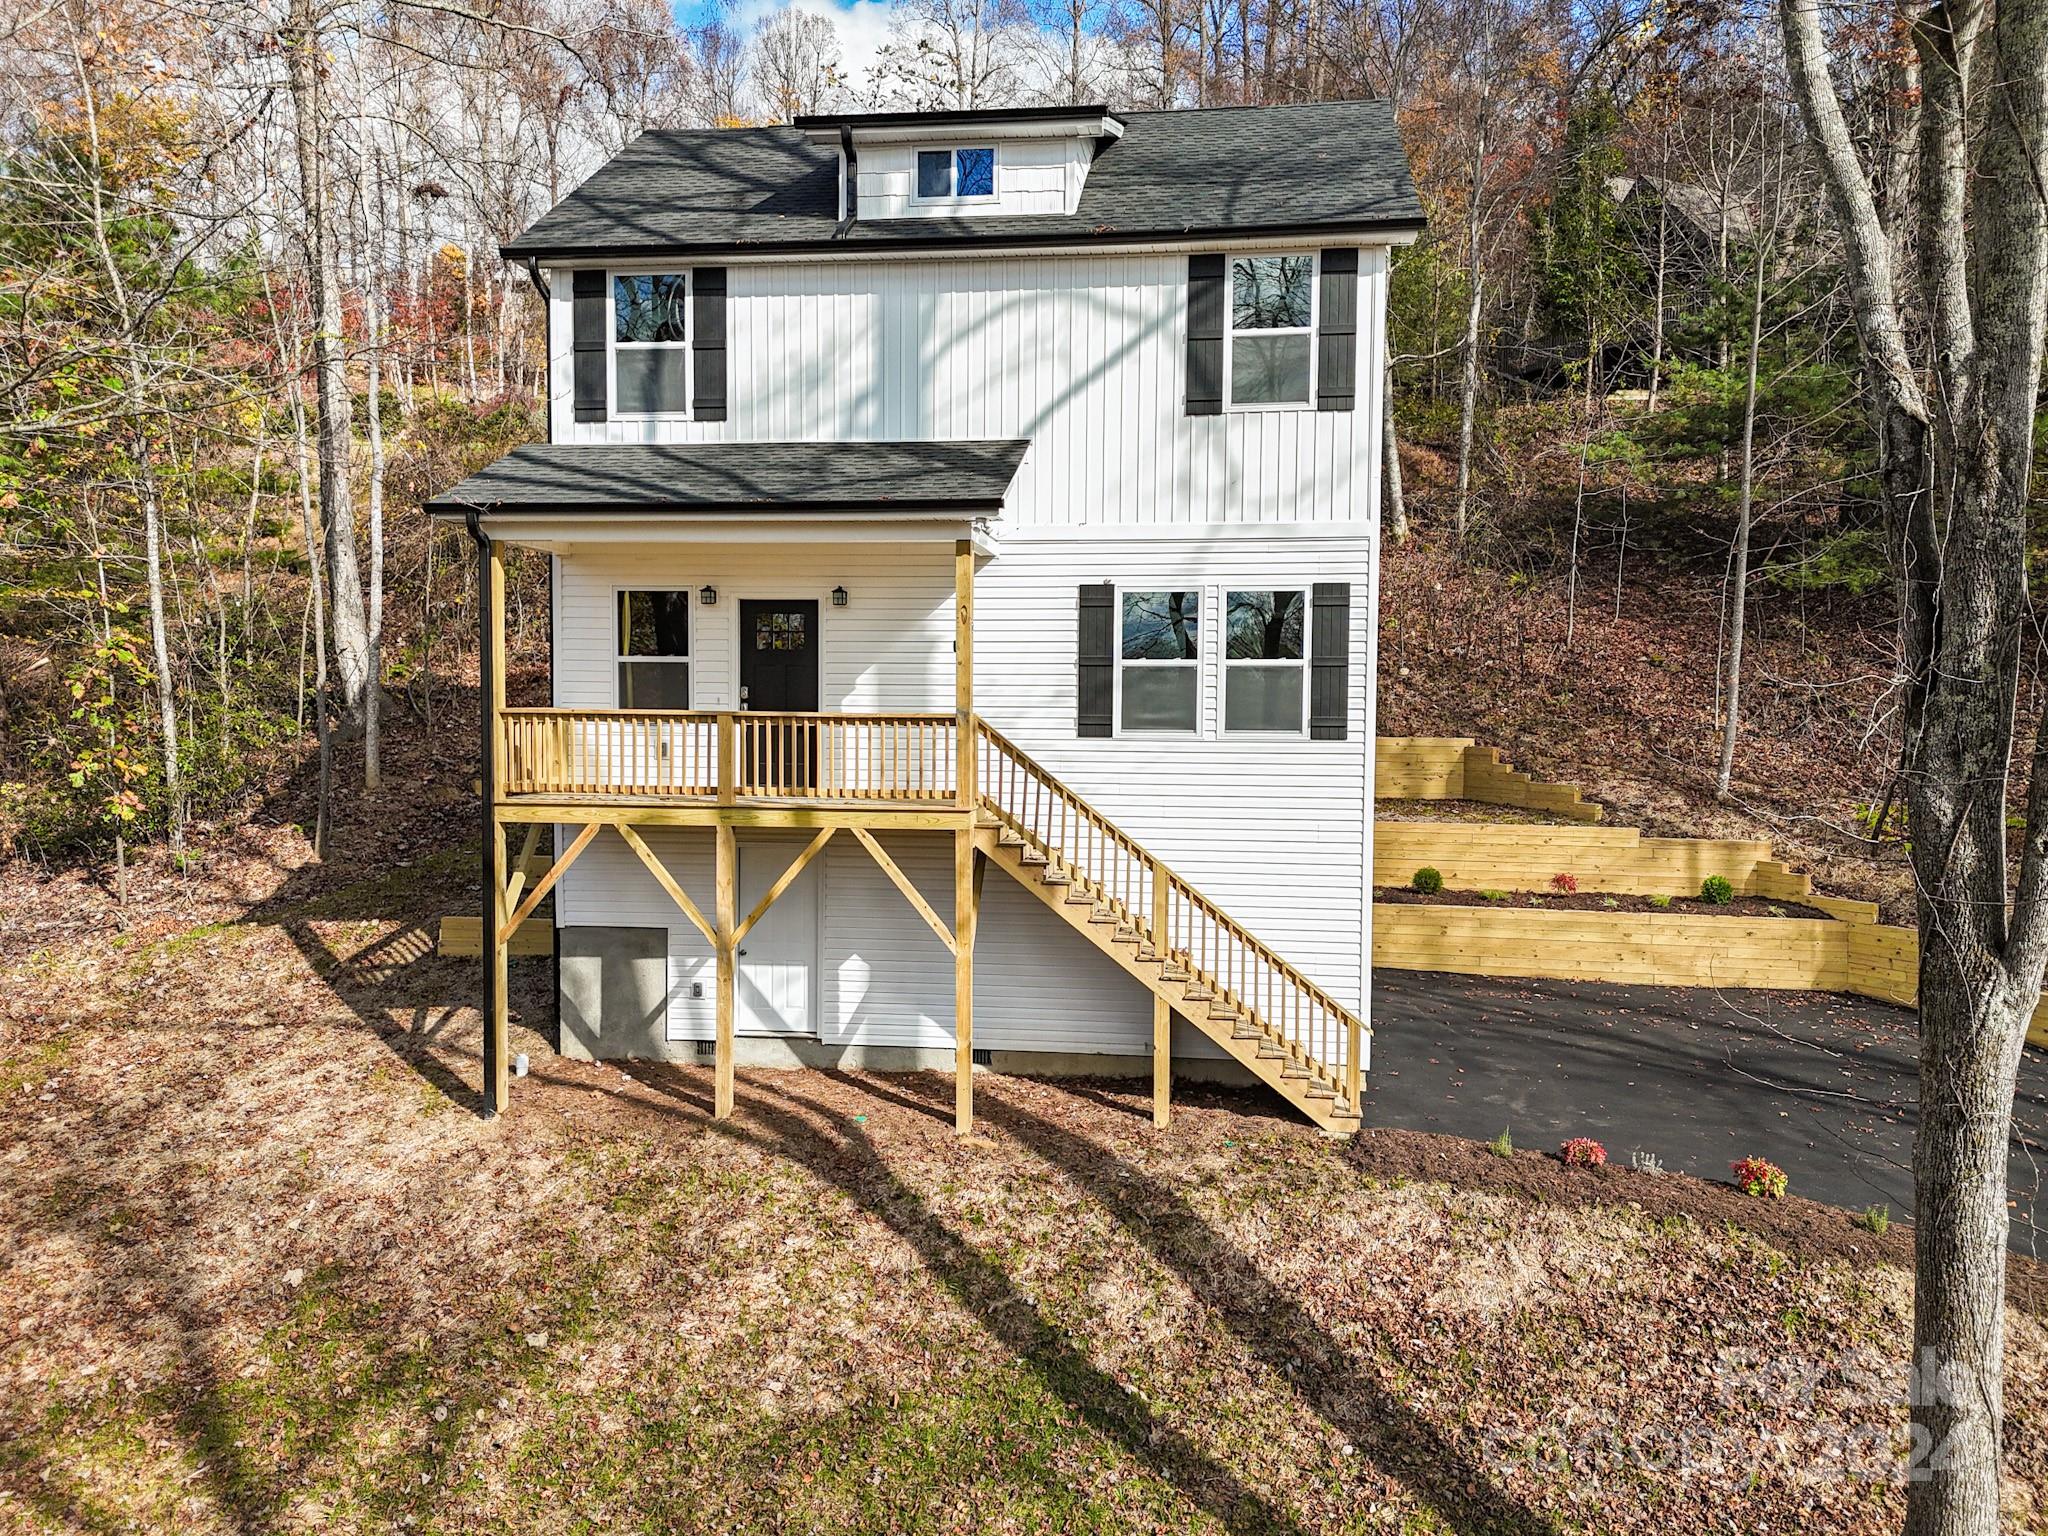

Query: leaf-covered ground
[3,809,2045,1533]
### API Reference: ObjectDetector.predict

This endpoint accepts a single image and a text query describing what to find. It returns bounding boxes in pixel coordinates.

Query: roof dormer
[797,106,1125,222]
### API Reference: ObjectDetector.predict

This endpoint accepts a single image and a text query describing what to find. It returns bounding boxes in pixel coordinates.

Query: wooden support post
[1153,996,1171,1129]
[1151,854,1170,1128]
[1346,1018,1363,1111]
[717,712,736,807]
[714,821,737,1119]
[954,827,979,1136]
[955,539,975,811]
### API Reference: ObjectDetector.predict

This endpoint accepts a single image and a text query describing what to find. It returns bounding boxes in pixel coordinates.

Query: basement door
[735,834,819,1037]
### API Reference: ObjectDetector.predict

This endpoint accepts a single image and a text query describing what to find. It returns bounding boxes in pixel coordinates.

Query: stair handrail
[974,718,1366,1097]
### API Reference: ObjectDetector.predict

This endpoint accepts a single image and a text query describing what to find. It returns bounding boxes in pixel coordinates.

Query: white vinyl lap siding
[549,528,1374,1049]
[545,247,1389,529]
[551,542,956,714]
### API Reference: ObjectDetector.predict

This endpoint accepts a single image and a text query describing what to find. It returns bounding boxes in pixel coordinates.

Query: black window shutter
[692,266,728,422]
[1309,583,1350,739]
[1316,249,1358,412]
[1185,254,1225,416]
[1077,584,1114,737]
[571,269,607,422]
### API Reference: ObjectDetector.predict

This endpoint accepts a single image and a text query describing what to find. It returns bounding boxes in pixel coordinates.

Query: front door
[739,600,820,791]
[735,834,818,1036]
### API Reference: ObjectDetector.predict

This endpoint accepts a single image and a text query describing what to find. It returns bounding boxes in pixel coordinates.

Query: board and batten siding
[544,247,1389,529]
[854,137,1090,219]
[550,528,1375,1052]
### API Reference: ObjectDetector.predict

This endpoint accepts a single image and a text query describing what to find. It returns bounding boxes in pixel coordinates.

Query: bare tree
[751,8,844,120]
[1778,0,2048,1531]
[282,0,373,729]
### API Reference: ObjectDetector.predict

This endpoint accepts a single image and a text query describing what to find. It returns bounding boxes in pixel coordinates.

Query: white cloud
[724,0,901,104]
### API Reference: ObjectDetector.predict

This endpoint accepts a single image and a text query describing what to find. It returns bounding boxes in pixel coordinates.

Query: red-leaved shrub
[1731,1156,1788,1198]
[1560,1137,1607,1167]
[1551,872,1579,893]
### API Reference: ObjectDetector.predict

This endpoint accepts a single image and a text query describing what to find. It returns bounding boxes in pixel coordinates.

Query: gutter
[462,509,501,1120]
[500,215,1429,265]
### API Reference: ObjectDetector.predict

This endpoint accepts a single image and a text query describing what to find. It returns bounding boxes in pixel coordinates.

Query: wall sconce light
[831,585,849,607]
[698,584,717,607]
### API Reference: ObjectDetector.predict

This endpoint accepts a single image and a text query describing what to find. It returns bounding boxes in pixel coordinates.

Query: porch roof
[425,439,1030,521]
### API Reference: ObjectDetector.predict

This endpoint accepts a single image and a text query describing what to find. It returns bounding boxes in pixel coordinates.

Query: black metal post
[464,510,499,1118]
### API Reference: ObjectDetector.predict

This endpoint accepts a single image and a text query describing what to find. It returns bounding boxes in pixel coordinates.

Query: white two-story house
[428,99,1423,1135]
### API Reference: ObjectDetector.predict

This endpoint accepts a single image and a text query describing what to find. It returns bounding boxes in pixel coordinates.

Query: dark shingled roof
[503,100,1421,259]
[425,440,1031,517]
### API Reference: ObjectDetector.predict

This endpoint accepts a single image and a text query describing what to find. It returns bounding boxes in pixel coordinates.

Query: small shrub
[1630,1149,1664,1175]
[1601,896,1620,910]
[1488,1127,1514,1158]
[1856,1204,1891,1237]
[1560,1137,1608,1168]
[1646,893,1673,910]
[1551,872,1579,893]
[1411,866,1444,896]
[1480,888,1510,902]
[1700,875,1736,906]
[1731,1156,1788,1198]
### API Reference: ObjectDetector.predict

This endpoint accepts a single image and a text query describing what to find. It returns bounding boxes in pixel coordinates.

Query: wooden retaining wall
[1375,737,1604,821]
[1372,904,2048,1048]
[1375,822,1776,898]
[1372,904,1851,990]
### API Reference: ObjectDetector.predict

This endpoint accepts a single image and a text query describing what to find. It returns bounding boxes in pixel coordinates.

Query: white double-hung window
[1226,254,1315,408]
[617,590,691,709]
[1224,589,1307,732]
[1119,589,1200,733]
[611,272,689,416]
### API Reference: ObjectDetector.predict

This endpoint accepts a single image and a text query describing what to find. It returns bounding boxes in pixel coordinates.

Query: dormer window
[915,146,996,203]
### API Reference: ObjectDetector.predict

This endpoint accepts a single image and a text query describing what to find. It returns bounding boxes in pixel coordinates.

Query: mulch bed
[1374,885,1838,920]
[1344,1123,2048,1312]
[1374,798,1581,825]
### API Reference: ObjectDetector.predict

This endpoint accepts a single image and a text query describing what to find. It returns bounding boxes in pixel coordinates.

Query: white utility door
[736,835,819,1036]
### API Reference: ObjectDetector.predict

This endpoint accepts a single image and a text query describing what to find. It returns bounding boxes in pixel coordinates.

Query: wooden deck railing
[974,720,1365,1107]
[498,708,956,802]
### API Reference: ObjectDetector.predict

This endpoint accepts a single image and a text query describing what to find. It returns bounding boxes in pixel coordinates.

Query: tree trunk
[1453,101,1488,539]
[1777,0,2048,1529]
[364,182,387,793]
[1647,195,1668,412]
[283,0,372,729]
[70,27,184,855]
[1382,361,1408,544]
[1715,246,1765,800]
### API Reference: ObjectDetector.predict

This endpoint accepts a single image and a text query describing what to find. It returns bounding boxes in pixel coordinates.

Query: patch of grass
[1855,1204,1891,1237]
[1487,1126,1514,1158]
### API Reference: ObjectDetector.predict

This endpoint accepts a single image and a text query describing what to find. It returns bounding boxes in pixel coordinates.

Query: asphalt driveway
[1367,971,2048,1257]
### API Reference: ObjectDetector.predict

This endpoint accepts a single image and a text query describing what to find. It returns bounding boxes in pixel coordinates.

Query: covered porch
[427,439,1025,1133]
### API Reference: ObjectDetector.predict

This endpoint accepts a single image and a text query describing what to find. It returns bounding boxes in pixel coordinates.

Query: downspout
[521,255,562,1040]
[463,508,500,1118]
[834,124,858,237]
[523,258,553,445]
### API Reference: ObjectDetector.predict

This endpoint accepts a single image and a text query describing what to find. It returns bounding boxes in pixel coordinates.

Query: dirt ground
[3,803,2046,1531]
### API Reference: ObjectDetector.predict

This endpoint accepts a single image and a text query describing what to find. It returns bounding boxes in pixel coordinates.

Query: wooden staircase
[973,723,1366,1134]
